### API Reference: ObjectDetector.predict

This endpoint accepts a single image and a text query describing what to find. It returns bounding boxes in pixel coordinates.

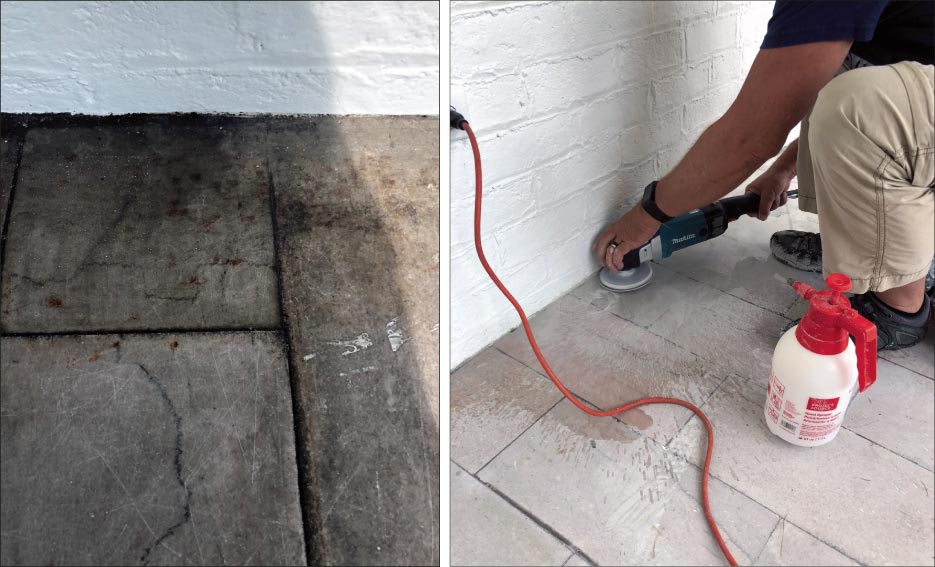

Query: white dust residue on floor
[386,318,407,352]
[339,366,379,377]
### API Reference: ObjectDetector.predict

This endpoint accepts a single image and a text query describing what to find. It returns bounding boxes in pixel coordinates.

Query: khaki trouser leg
[797,61,934,294]
[796,111,819,214]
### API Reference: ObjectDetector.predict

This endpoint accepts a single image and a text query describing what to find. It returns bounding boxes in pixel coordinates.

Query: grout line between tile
[842,427,934,473]
[663,373,734,449]
[475,472,601,567]
[682,461,867,567]
[0,119,29,290]
[479,280,927,566]
[265,124,316,567]
[488,300,912,565]
[464,360,772,567]
[449,459,576,566]
[751,517,783,566]
[1,325,282,338]
[493,338,719,447]
[878,353,934,382]
[486,339,876,566]
[700,377,935,478]
[474,393,563,477]
[491,293,740,438]
[673,387,920,565]
[657,262,793,319]
[498,290,933,474]
[591,293,935,463]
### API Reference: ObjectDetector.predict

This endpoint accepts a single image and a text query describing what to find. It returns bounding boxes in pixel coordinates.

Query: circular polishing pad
[599,263,654,292]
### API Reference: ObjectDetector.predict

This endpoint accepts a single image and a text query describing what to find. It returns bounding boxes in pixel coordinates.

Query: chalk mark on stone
[324,333,372,356]
[338,366,379,377]
[386,318,407,352]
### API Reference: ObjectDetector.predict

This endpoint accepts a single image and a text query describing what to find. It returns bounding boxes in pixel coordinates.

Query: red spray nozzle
[792,281,816,300]
[792,274,877,392]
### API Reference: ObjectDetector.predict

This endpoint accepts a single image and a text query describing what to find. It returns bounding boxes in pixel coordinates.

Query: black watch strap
[641,181,673,223]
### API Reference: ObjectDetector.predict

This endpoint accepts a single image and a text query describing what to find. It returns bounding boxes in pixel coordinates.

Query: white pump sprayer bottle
[765,273,878,447]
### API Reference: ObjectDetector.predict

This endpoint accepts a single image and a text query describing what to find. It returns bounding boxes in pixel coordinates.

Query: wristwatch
[640,180,673,223]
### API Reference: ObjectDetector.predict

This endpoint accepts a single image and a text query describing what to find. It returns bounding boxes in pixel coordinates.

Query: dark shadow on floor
[269,115,440,565]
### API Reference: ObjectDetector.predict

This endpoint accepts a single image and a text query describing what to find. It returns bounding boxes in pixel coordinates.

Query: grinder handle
[620,246,643,270]
[718,193,761,221]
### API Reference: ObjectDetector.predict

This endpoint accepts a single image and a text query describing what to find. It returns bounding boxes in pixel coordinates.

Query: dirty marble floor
[0,113,440,566]
[450,182,934,566]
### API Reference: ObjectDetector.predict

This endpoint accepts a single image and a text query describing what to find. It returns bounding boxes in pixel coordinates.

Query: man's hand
[745,169,792,220]
[593,204,661,271]
[744,139,798,220]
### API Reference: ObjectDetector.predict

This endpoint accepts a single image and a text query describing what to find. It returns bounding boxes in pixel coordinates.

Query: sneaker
[850,292,930,350]
[928,283,935,324]
[770,230,823,272]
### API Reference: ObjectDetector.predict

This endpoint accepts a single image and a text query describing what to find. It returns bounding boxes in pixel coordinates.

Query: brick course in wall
[0,1,439,114]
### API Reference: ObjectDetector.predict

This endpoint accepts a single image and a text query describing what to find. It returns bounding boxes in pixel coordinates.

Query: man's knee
[807,66,895,147]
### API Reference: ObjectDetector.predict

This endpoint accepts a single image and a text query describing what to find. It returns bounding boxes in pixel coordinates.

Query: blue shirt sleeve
[761,0,890,49]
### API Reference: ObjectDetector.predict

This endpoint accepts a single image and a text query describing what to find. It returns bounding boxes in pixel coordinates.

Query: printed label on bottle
[806,397,839,412]
[799,396,843,441]
[766,372,784,425]
[766,373,845,442]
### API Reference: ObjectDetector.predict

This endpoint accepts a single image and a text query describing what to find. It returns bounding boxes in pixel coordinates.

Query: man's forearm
[768,138,798,180]
[653,115,787,217]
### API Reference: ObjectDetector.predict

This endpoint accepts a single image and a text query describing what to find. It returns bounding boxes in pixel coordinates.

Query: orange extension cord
[463,122,738,567]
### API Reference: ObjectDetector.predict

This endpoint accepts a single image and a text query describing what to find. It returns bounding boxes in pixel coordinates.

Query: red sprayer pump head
[792,274,877,392]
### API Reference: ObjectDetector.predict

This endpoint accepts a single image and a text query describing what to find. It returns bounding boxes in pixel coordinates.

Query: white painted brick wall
[451,0,776,368]
[0,1,439,114]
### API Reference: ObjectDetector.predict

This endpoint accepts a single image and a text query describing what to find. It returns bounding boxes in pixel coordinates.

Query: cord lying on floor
[459,118,738,567]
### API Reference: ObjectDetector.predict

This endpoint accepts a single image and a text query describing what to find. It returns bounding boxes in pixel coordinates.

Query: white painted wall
[450,0,776,368]
[0,1,439,115]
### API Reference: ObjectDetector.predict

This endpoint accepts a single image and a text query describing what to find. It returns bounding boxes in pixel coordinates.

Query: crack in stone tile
[136,364,192,565]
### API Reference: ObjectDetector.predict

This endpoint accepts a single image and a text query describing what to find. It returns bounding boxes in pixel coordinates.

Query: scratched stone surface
[670,375,934,566]
[269,116,440,565]
[450,463,572,566]
[755,521,859,566]
[477,399,778,566]
[450,159,933,565]
[494,294,732,445]
[0,332,305,566]
[0,115,279,333]
[450,347,563,474]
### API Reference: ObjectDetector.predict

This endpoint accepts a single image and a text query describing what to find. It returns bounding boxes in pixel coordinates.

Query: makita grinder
[600,189,798,291]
